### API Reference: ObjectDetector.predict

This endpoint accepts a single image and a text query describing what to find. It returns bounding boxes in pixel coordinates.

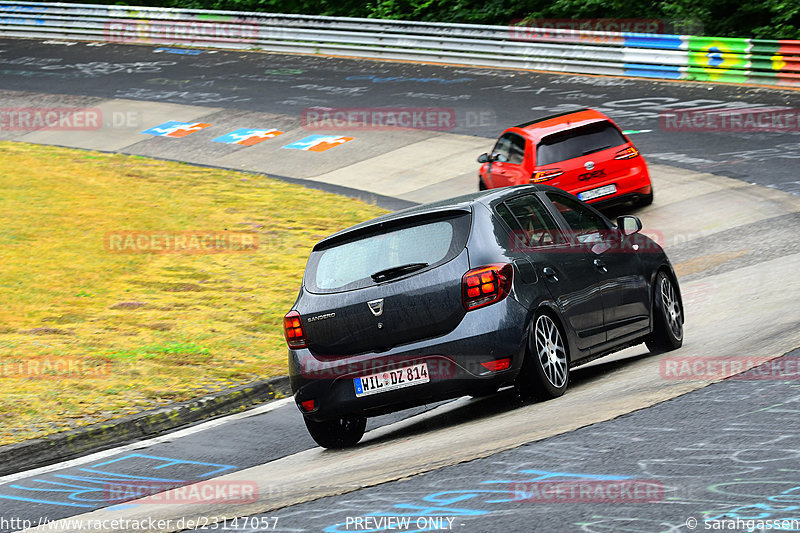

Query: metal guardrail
[1,1,798,87]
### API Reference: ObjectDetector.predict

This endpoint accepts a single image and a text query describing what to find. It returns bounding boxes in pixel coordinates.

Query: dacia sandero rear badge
[367,299,384,317]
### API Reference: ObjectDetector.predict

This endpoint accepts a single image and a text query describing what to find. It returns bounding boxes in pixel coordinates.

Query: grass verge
[0,142,388,445]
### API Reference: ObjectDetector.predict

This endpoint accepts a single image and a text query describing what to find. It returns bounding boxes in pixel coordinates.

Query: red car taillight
[615,146,639,160]
[531,169,564,183]
[462,263,513,311]
[283,310,307,349]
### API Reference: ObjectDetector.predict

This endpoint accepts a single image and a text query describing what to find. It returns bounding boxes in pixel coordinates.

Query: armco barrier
[0,1,798,87]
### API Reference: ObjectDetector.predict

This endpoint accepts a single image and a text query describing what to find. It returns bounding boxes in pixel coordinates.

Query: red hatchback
[478,108,653,207]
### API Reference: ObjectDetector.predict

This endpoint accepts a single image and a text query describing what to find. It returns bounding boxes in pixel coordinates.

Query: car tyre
[515,313,569,402]
[304,415,366,449]
[645,271,683,354]
[479,178,487,190]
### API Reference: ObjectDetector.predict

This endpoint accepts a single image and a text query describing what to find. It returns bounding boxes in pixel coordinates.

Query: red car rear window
[536,121,627,166]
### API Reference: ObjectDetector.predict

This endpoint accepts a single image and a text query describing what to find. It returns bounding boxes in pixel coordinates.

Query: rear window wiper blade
[582,145,611,155]
[371,262,429,282]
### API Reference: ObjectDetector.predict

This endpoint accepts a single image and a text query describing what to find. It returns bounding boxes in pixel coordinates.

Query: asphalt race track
[1,38,799,195]
[247,348,800,533]
[0,37,799,533]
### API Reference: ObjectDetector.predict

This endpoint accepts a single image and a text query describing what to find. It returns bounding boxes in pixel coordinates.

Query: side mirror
[477,153,490,163]
[617,215,642,236]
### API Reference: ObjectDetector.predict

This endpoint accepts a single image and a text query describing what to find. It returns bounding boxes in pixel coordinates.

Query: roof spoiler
[313,206,472,251]
[515,108,591,129]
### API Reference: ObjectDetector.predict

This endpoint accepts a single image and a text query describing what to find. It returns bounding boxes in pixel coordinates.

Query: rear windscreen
[306,214,470,293]
[536,121,627,166]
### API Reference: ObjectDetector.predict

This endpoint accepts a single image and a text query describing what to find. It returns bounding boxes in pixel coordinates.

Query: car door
[498,193,606,351]
[543,192,650,345]
[488,132,528,187]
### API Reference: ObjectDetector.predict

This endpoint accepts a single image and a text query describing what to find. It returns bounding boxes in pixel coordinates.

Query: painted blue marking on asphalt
[322,469,636,531]
[0,454,237,507]
[423,489,518,505]
[140,120,190,136]
[154,47,203,55]
[69,470,182,482]
[421,490,508,506]
[9,478,113,504]
[497,469,631,482]
[90,453,235,477]
[0,494,92,508]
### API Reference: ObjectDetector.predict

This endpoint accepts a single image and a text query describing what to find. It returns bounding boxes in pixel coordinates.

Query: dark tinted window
[547,193,609,244]
[492,133,526,164]
[500,195,564,248]
[495,203,520,232]
[536,121,627,166]
[306,214,469,293]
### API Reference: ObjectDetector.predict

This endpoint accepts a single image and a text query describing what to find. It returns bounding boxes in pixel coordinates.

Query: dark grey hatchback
[284,185,683,448]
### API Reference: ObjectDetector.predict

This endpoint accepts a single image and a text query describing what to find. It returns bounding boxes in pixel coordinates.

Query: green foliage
[59,0,800,38]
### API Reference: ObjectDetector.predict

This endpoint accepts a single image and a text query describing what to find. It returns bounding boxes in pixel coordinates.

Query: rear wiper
[371,262,429,282]
[582,145,611,155]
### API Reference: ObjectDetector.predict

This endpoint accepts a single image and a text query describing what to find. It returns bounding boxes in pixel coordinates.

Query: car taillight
[283,310,307,349]
[300,399,315,412]
[462,263,513,311]
[531,169,564,183]
[481,358,511,372]
[615,147,639,159]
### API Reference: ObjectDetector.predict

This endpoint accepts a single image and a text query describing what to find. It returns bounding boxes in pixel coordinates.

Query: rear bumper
[568,159,652,205]
[288,296,529,421]
[590,184,652,209]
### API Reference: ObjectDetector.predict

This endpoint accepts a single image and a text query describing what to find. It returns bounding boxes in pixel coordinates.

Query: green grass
[0,142,388,445]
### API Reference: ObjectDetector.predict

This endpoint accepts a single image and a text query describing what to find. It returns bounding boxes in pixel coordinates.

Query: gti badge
[584,161,595,170]
[367,298,384,317]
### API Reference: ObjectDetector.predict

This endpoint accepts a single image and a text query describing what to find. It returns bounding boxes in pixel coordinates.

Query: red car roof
[510,108,613,143]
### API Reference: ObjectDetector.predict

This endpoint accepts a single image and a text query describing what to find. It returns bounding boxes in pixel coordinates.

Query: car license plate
[578,184,617,201]
[354,363,429,397]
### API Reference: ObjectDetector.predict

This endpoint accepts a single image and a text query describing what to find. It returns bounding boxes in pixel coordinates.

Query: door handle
[593,259,607,273]
[542,267,558,281]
